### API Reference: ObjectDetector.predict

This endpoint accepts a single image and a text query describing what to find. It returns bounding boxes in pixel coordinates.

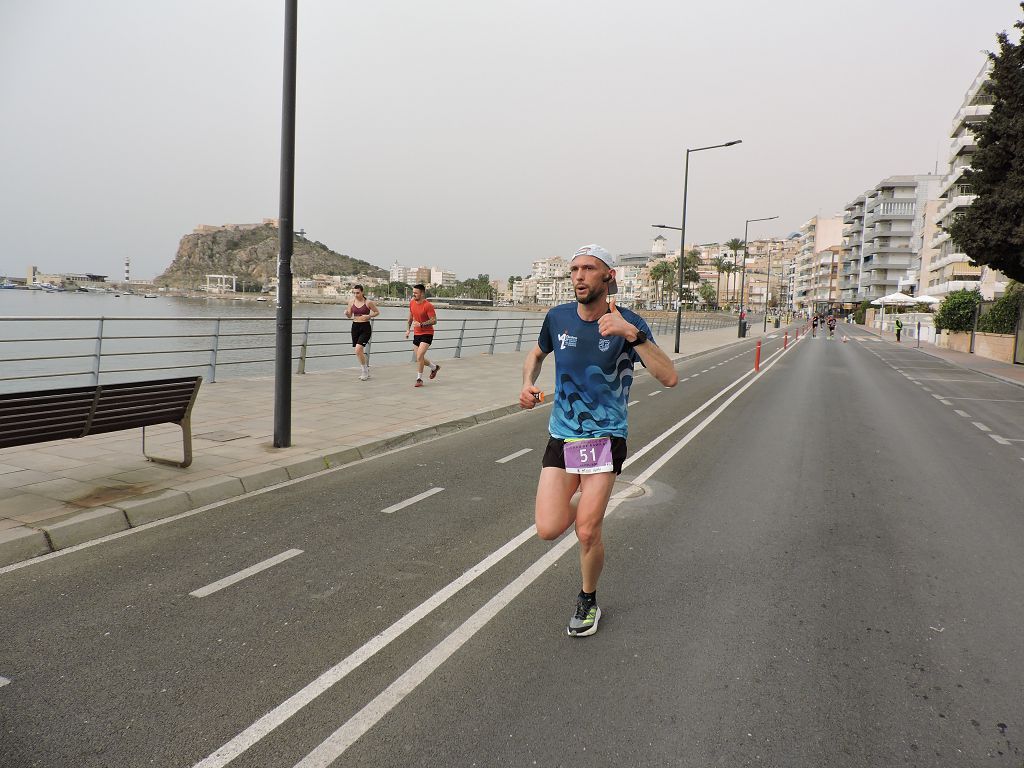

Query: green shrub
[934,288,982,332]
[977,282,1023,334]
[853,300,871,324]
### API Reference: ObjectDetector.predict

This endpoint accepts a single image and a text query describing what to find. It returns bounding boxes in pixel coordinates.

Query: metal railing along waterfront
[0,311,736,393]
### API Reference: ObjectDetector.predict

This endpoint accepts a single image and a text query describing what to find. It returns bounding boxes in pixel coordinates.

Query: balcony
[951,133,977,157]
[936,194,975,224]
[950,103,992,137]
[930,279,982,297]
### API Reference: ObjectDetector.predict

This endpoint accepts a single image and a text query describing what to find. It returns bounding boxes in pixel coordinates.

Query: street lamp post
[655,139,741,353]
[738,215,778,337]
[763,240,782,332]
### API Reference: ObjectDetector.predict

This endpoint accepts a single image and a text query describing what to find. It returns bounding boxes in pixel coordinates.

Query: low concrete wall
[938,331,972,353]
[973,332,1016,363]
[935,331,1015,362]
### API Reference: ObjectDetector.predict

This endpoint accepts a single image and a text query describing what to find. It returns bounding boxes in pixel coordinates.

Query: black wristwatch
[632,330,648,346]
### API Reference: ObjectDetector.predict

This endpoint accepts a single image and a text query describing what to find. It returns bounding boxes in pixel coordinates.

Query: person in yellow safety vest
[895,317,904,342]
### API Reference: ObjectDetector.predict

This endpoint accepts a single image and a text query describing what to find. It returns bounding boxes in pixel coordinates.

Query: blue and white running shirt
[537,302,655,440]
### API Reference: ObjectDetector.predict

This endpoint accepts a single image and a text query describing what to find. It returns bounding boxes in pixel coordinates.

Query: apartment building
[531,257,569,280]
[928,62,1008,299]
[792,216,843,311]
[838,174,940,305]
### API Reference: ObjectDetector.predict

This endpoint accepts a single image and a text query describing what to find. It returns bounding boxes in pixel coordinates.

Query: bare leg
[355,344,367,367]
[535,468,615,593]
[415,343,433,375]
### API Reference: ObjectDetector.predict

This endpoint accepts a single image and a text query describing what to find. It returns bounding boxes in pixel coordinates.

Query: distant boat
[143,293,157,299]
[256,296,268,302]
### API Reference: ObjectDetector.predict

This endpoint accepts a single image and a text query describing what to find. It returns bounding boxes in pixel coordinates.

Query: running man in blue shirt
[519,244,678,636]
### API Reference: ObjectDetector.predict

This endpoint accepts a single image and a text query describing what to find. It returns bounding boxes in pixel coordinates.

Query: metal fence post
[92,317,105,385]
[454,320,466,358]
[515,318,526,351]
[488,318,499,354]
[208,318,221,383]
[298,317,310,373]
[365,318,373,367]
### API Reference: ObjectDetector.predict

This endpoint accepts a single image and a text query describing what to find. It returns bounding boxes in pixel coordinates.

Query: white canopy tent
[870,292,919,337]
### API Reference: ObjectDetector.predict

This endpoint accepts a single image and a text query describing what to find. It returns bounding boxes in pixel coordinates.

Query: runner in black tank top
[346,285,380,380]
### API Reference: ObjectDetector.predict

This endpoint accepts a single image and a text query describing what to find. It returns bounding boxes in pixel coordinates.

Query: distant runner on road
[345,284,380,380]
[519,244,678,637]
[405,283,440,387]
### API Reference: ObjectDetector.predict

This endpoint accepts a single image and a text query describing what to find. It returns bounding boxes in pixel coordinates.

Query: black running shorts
[351,323,372,347]
[412,334,433,347]
[541,436,627,475]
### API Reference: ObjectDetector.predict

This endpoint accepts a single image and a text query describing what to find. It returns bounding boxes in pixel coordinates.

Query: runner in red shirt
[405,283,440,387]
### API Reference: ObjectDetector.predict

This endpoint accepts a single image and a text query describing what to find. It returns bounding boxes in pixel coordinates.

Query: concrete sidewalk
[0,322,766,567]
[913,339,1024,389]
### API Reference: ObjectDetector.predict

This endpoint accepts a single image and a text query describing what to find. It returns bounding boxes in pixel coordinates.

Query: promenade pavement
[0,321,769,568]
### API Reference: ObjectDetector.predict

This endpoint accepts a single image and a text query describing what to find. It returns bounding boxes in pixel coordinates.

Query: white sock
[417,373,422,380]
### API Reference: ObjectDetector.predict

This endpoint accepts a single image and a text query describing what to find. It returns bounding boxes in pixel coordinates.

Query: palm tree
[682,249,702,307]
[724,238,745,308]
[649,262,672,306]
[711,256,727,307]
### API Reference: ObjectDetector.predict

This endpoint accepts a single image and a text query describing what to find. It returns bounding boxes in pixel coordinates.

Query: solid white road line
[954,410,972,418]
[973,422,991,432]
[189,550,303,599]
[495,449,532,464]
[381,487,444,514]
[942,397,1024,403]
[196,338,799,768]
[909,378,1001,384]
[291,333,802,768]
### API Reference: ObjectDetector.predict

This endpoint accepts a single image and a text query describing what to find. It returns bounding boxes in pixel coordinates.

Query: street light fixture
[738,215,778,337]
[655,139,742,353]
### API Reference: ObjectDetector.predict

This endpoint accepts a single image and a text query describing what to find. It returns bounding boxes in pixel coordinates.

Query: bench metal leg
[142,417,193,468]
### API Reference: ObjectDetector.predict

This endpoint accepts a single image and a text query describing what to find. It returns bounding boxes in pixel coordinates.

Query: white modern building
[928,62,1007,299]
[838,174,940,304]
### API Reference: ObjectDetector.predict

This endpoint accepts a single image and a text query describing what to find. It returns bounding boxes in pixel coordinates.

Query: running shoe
[429,364,441,380]
[359,370,368,381]
[567,596,601,637]
[414,379,423,387]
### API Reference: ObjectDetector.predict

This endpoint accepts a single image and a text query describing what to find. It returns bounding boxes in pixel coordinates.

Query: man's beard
[575,285,603,305]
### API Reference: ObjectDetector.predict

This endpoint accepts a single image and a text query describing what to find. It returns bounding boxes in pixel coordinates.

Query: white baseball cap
[572,244,615,268]
[571,244,617,295]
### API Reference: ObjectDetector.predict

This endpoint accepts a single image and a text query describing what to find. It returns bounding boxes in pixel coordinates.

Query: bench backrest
[0,376,202,450]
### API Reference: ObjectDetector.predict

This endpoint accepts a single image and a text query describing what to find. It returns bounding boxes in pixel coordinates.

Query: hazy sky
[1,1,1020,282]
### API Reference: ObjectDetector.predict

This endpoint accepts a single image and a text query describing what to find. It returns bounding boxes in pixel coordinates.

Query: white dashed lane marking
[495,448,533,464]
[381,487,445,515]
[628,400,639,406]
[973,422,991,432]
[954,410,971,418]
[648,391,662,397]
[0,677,9,688]
[189,549,304,599]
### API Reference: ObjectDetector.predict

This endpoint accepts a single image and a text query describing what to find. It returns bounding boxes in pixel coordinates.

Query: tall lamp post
[738,215,778,337]
[654,139,741,353]
[763,240,783,332]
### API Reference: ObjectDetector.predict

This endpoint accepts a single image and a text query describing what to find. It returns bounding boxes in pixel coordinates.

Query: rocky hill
[155,224,386,288]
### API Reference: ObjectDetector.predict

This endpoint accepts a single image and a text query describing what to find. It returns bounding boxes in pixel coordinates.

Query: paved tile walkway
[0,322,766,566]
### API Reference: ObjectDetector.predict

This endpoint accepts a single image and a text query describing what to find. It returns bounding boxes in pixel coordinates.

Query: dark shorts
[412,334,433,347]
[542,436,627,475]
[351,323,372,347]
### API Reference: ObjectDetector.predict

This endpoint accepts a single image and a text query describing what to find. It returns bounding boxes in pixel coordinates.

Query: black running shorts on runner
[351,323,372,347]
[542,437,627,475]
[412,334,433,347]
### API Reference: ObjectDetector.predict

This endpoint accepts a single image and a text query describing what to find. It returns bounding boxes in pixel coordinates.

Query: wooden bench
[0,376,202,468]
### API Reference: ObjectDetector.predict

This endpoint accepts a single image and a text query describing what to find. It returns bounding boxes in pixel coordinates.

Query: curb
[0,335,756,570]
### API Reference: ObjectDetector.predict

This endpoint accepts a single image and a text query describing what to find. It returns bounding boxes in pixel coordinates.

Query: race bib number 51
[563,437,614,474]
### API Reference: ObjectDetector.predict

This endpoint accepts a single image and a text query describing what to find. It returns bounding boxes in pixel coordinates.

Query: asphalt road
[2,325,1023,768]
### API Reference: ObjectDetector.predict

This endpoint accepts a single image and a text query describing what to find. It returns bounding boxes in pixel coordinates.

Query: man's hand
[404,328,411,338]
[519,384,543,410]
[411,320,422,329]
[598,297,638,340]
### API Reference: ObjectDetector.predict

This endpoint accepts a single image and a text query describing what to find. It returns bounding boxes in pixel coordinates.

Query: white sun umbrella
[870,292,918,336]
[913,294,942,304]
